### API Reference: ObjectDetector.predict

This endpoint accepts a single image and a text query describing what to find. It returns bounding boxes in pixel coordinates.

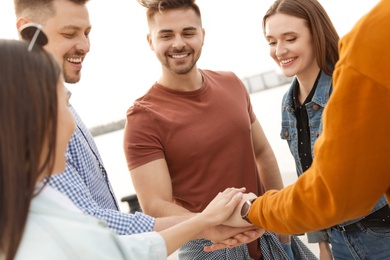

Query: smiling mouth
[280,57,296,64]
[170,53,190,59]
[66,57,83,64]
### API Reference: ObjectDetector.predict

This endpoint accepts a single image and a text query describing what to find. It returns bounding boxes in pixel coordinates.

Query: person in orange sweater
[222,0,390,258]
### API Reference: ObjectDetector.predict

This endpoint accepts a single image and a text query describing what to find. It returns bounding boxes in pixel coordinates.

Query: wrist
[240,198,256,224]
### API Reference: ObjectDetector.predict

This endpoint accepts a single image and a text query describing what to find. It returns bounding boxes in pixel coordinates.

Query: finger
[246,229,265,238]
[204,243,227,252]
[221,187,246,195]
[217,188,244,206]
[227,191,244,207]
[232,233,250,244]
[217,238,239,248]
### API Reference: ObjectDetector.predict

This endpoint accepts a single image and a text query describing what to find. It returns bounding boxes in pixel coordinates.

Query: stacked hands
[197,187,264,252]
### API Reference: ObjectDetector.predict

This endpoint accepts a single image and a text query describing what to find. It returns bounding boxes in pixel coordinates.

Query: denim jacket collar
[283,70,333,111]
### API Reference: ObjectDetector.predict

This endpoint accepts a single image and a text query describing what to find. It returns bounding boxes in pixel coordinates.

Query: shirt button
[313,104,320,110]
[284,130,289,137]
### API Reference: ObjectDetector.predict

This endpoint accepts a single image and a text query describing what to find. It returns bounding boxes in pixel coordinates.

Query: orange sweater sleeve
[248,0,390,234]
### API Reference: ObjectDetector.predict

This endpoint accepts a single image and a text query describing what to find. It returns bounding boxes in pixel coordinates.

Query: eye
[160,34,172,39]
[268,41,276,46]
[84,29,91,38]
[286,37,297,43]
[62,33,76,38]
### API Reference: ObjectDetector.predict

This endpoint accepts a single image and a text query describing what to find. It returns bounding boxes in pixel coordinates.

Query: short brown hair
[137,0,201,24]
[14,0,89,25]
[263,0,339,75]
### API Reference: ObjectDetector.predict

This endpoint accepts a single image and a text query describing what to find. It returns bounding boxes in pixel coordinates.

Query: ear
[147,33,155,51]
[201,28,205,46]
[16,17,31,32]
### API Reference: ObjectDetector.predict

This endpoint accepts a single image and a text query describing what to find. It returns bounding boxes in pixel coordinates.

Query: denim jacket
[280,71,388,228]
[280,71,332,176]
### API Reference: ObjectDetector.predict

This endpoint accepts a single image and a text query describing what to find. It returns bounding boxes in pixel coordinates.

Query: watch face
[241,201,250,217]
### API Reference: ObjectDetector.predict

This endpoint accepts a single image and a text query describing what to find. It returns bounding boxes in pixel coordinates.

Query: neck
[296,67,320,103]
[158,67,203,92]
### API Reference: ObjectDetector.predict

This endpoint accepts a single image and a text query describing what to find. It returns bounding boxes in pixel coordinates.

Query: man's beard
[170,62,196,75]
[63,68,81,84]
[164,50,201,75]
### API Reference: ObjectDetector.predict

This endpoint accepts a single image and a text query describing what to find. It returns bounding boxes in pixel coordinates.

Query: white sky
[0,0,380,127]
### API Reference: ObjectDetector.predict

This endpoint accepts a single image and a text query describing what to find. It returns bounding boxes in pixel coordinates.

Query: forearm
[248,164,376,234]
[153,215,192,232]
[145,198,193,218]
[159,214,210,255]
[256,148,284,191]
[251,119,284,191]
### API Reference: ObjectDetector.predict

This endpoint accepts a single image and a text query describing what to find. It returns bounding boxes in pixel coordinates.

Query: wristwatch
[241,198,256,224]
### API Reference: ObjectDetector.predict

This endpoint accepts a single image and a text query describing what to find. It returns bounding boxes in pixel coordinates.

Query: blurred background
[0,0,380,128]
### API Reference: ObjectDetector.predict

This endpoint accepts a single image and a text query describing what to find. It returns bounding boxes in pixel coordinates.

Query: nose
[172,35,186,50]
[275,42,287,56]
[75,35,90,54]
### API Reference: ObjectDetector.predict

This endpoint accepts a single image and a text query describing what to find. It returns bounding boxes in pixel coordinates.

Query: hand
[202,224,263,244]
[203,227,265,252]
[199,187,245,227]
[223,192,257,227]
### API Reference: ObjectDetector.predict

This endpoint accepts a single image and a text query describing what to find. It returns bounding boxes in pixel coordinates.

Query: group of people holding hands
[1,0,389,259]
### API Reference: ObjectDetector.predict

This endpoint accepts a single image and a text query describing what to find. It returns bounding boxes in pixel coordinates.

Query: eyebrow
[157,26,197,34]
[266,31,298,39]
[61,25,92,31]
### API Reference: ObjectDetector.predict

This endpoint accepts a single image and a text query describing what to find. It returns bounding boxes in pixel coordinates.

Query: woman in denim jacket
[263,0,390,259]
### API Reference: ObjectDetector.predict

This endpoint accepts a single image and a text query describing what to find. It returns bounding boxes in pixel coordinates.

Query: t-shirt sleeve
[230,71,257,124]
[247,94,257,124]
[123,103,165,170]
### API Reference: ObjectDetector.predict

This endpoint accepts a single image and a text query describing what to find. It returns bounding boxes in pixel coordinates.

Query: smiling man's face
[43,0,91,84]
[147,7,204,75]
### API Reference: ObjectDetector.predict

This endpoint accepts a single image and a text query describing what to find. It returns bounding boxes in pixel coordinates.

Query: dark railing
[121,194,142,214]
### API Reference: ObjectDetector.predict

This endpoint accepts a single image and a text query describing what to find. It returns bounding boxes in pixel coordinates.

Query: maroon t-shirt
[124,69,263,258]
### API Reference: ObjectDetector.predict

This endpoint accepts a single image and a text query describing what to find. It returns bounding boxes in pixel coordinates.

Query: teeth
[172,54,188,59]
[67,57,82,63]
[280,58,295,64]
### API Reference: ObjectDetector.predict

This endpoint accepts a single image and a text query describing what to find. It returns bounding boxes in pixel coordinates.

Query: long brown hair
[262,0,339,75]
[0,39,61,260]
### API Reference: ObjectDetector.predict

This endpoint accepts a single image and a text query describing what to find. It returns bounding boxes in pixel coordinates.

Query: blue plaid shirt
[49,104,154,235]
